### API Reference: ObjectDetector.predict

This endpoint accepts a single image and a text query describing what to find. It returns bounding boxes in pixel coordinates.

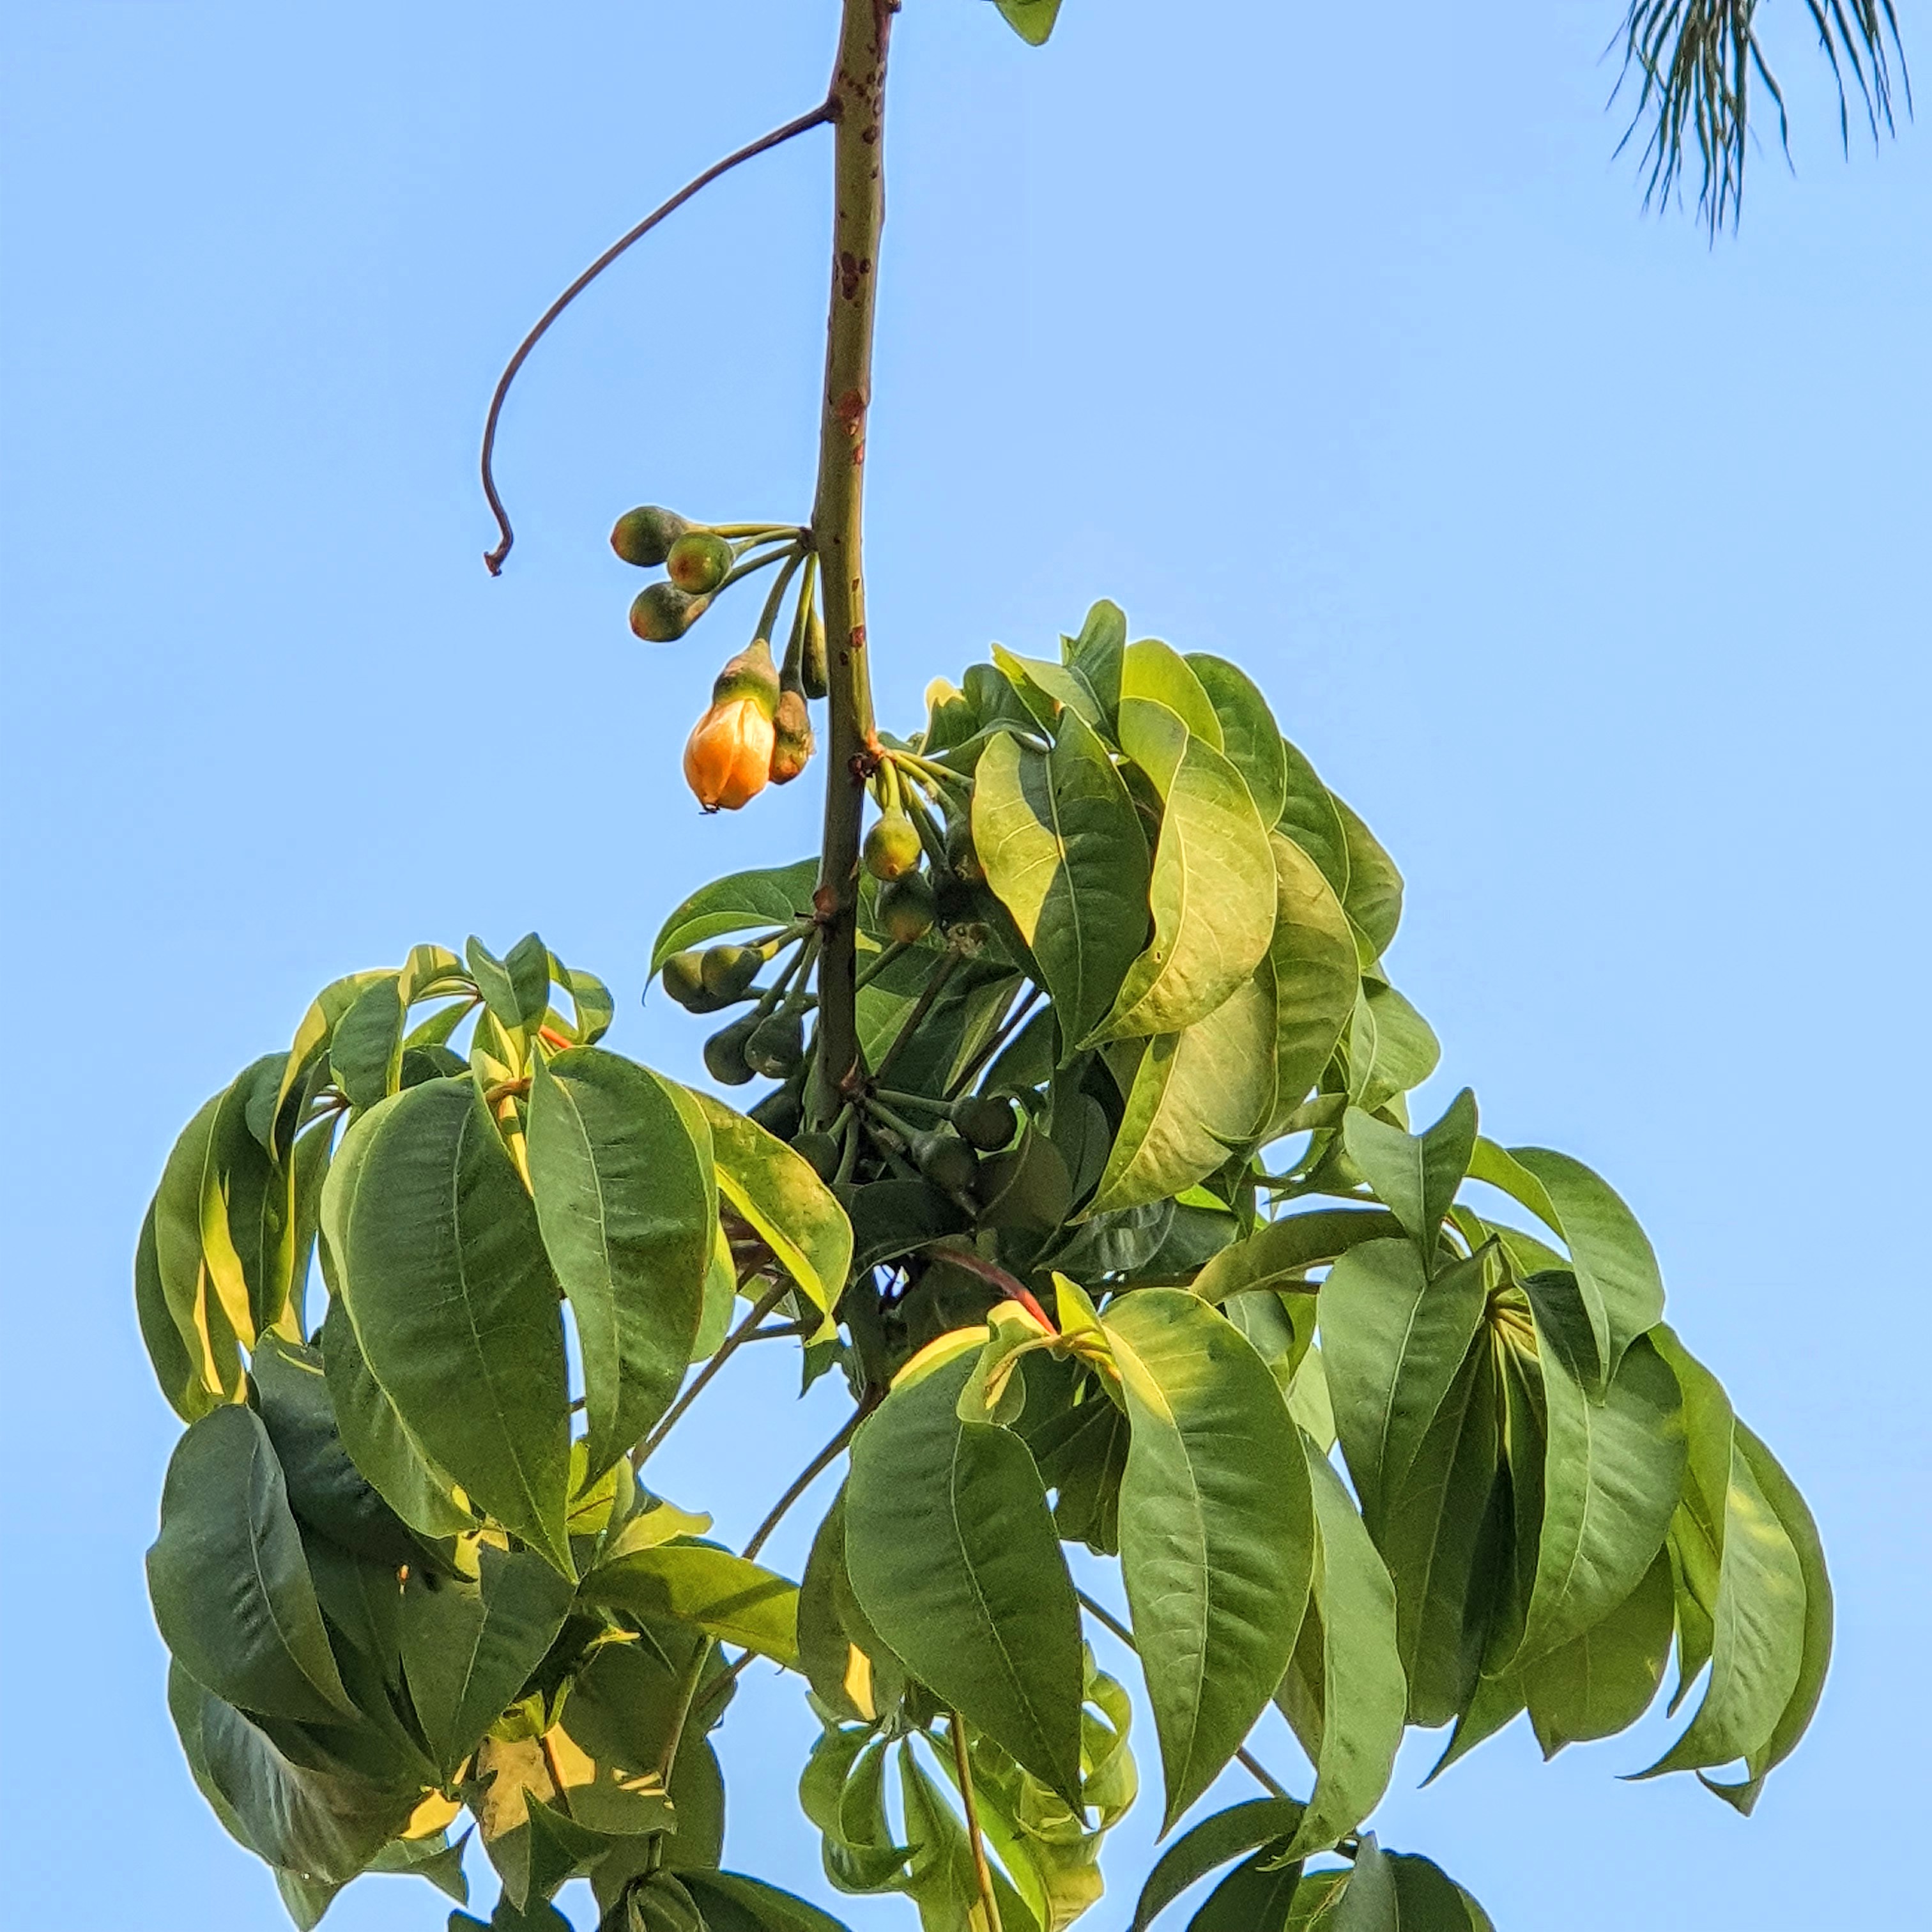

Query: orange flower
[684,696,776,812]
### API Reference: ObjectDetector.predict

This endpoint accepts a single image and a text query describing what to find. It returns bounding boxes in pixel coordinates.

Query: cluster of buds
[855,748,990,946]
[682,632,818,813]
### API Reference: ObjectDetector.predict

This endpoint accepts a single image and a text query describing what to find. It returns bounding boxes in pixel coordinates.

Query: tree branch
[480,101,834,574]
[742,1396,876,1561]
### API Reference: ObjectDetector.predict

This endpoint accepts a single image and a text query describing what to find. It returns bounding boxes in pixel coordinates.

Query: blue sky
[1,3,1926,1928]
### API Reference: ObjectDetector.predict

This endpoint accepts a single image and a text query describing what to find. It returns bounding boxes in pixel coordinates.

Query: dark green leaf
[136,1197,216,1422]
[1130,1797,1306,1932]
[528,1048,714,1475]
[1341,1091,1477,1262]
[974,713,1151,1049]
[1104,1290,1314,1825]
[1524,1549,1674,1754]
[650,859,818,976]
[1261,834,1361,1138]
[331,975,408,1112]
[1329,1837,1483,1931]
[847,1351,1085,1807]
[680,1870,855,1932]
[1276,740,1349,900]
[147,1403,358,1725]
[466,934,551,1036]
[323,1078,572,1574]
[399,1544,576,1780]
[1063,599,1125,719]
[1186,655,1287,827]
[1094,733,1276,1045]
[1186,1849,1305,1932]
[583,1544,801,1668]
[1331,798,1402,964]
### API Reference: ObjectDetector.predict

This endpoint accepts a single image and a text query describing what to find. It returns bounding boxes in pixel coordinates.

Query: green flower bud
[801,606,829,702]
[700,944,763,1000]
[745,1009,806,1080]
[666,530,734,595]
[877,871,937,945]
[749,1078,806,1140]
[661,951,710,1009]
[712,636,782,715]
[953,1095,1018,1152]
[611,505,690,568]
[631,581,711,642]
[912,1130,979,1197]
[703,1013,760,1086]
[864,810,923,882]
[792,1130,841,1180]
[769,686,814,786]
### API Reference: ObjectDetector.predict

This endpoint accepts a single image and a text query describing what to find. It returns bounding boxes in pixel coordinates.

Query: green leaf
[180,1673,415,1887]
[1092,733,1277,1045]
[147,1403,358,1725]
[136,1197,216,1422]
[1467,1138,1664,1392]
[1698,1420,1832,1809]
[466,934,551,1035]
[898,1747,1041,1932]
[1322,1239,1488,1534]
[680,1871,855,1932]
[399,1544,576,1780]
[1121,639,1223,749]
[1354,983,1439,1115]
[1331,798,1402,963]
[1514,1272,1683,1666]
[1329,1837,1484,1931]
[252,1335,425,1568]
[331,974,408,1111]
[324,1078,573,1574]
[275,969,395,1124]
[1342,1091,1477,1262]
[1272,1447,1406,1863]
[992,641,1106,732]
[585,1544,801,1668]
[321,1293,473,1542]
[150,1087,249,1404]
[1063,599,1125,719]
[973,714,1151,1049]
[527,1048,715,1475]
[1261,834,1360,1138]
[1130,1797,1305,1932]
[1276,740,1349,900]
[1103,1289,1314,1826]
[1186,1850,1306,1932]
[1088,967,1276,1213]
[1524,1548,1675,1754]
[995,0,1062,46]
[691,1091,850,1333]
[650,859,819,976]
[1185,656,1287,826]
[847,1351,1085,1807]
[1193,1209,1404,1303]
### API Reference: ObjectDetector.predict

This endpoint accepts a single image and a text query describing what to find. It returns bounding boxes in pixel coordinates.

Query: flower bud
[749,1077,806,1140]
[666,530,734,595]
[703,1013,760,1085]
[863,811,923,882]
[946,816,985,885]
[661,951,710,1009]
[631,582,710,643]
[877,871,936,944]
[953,1095,1018,1152]
[684,697,776,812]
[792,1130,841,1180]
[801,607,829,702]
[912,1130,979,1198]
[611,505,689,568]
[700,944,762,1000]
[769,688,814,786]
[746,1009,806,1080]
[711,638,782,712]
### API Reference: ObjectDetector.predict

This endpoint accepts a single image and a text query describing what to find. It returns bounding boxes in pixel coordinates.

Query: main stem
[809,0,893,1131]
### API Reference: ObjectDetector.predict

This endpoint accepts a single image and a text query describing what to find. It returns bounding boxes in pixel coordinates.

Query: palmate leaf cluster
[139,599,1830,1932]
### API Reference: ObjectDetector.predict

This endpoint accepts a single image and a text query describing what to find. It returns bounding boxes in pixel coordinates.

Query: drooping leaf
[898,1746,1041,1932]
[994,0,1062,47]
[1341,1091,1477,1262]
[1088,967,1275,1213]
[1524,1549,1675,1755]
[1103,1290,1314,1825]
[320,1293,473,1542]
[1276,740,1349,900]
[1468,1138,1664,1392]
[1185,656,1287,827]
[147,1403,358,1726]
[1322,1239,1488,1534]
[1272,1447,1406,1862]
[1514,1271,1683,1666]
[1063,599,1126,719]
[1353,983,1439,1115]
[1092,734,1276,1045]
[1328,1836,1486,1931]
[323,1078,573,1575]
[680,1870,855,1932]
[1130,1797,1305,1932]
[1261,834,1360,1138]
[150,1086,249,1405]
[1193,1209,1404,1303]
[466,934,551,1037]
[136,1197,217,1422]
[650,859,819,976]
[527,1047,714,1475]
[583,1544,801,1669]
[973,714,1151,1050]
[692,1091,850,1335]
[275,969,395,1124]
[399,1544,577,1781]
[1331,797,1402,963]
[846,1351,1085,1807]
[1185,1850,1306,1932]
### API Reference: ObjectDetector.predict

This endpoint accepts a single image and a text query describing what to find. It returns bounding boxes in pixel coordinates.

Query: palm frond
[1613,0,1911,234]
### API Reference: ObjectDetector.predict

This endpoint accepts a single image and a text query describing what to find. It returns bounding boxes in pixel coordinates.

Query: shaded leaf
[1261,834,1360,1138]
[1341,1091,1477,1262]
[584,1544,801,1668]
[1524,1549,1675,1754]
[650,859,818,976]
[1130,1797,1305,1932]
[681,1870,855,1932]
[1186,656,1287,826]
[1331,798,1401,963]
